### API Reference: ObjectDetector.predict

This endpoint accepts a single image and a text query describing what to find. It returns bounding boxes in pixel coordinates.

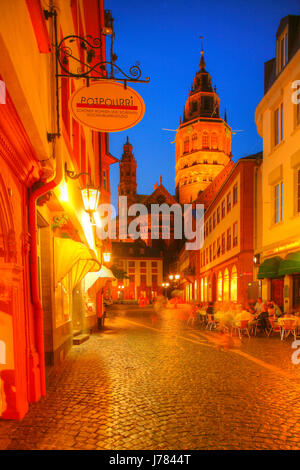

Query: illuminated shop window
[217,271,223,301]
[231,266,238,302]
[204,277,208,301]
[223,268,229,301]
[201,278,204,301]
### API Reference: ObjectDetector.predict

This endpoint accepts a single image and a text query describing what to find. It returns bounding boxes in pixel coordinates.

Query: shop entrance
[271,278,284,310]
[293,275,300,309]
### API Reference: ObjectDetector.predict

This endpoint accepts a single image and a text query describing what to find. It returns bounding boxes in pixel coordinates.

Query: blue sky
[105,0,300,208]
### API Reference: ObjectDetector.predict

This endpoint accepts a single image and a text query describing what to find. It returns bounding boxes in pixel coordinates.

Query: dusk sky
[105,0,300,208]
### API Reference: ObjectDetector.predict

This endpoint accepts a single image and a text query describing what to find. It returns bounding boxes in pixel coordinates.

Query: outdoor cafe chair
[267,317,281,338]
[206,314,215,331]
[237,320,250,339]
[280,319,297,341]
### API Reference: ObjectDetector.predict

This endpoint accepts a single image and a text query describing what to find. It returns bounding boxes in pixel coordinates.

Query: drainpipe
[28,150,63,397]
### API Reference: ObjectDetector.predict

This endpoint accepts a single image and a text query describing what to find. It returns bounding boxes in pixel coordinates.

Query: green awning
[257,256,283,279]
[278,251,300,276]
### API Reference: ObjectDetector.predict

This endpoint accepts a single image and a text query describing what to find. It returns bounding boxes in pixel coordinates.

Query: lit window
[204,277,208,301]
[201,278,204,301]
[217,271,223,301]
[223,268,229,301]
[231,266,238,302]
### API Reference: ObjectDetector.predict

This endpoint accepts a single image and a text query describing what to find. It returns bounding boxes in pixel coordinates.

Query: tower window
[191,134,198,151]
[184,137,189,153]
[202,132,209,149]
[191,101,197,113]
[211,133,218,149]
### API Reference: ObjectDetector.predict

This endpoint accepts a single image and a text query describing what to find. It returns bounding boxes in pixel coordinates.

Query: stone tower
[175,50,232,204]
[118,137,137,206]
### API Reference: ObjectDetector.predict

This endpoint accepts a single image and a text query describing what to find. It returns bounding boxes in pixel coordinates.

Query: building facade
[255,15,300,312]
[0,0,112,420]
[111,241,163,302]
[196,156,262,307]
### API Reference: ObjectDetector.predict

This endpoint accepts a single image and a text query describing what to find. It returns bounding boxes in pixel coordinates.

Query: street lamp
[65,163,100,215]
[103,252,111,264]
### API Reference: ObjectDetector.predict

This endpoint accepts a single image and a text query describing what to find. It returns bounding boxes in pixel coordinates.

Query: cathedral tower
[175,50,232,204]
[118,137,137,206]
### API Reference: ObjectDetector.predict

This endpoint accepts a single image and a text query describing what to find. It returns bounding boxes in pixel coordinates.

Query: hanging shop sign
[69,80,145,132]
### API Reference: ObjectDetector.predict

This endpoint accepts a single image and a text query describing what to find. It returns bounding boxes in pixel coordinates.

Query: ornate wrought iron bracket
[55,33,150,88]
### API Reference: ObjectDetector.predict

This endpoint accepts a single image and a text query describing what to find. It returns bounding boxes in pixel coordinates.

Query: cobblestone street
[1,304,300,450]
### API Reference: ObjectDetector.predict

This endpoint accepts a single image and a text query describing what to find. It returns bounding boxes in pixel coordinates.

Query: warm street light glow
[169,275,174,280]
[103,252,111,263]
[59,181,69,202]
[175,274,180,280]
[81,185,100,213]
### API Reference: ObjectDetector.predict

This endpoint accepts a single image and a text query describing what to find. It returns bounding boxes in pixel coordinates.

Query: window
[223,269,229,301]
[274,104,284,146]
[191,133,198,150]
[277,30,288,74]
[140,274,147,285]
[213,212,216,229]
[231,266,238,302]
[204,277,208,301]
[211,133,218,149]
[233,222,238,247]
[227,227,231,251]
[152,275,158,286]
[201,278,204,301]
[213,241,216,260]
[274,181,283,223]
[221,200,226,218]
[217,237,221,257]
[184,137,189,153]
[233,183,238,205]
[221,233,225,254]
[217,206,220,224]
[202,132,209,149]
[209,245,212,262]
[227,192,231,212]
[217,272,223,301]
[209,217,212,233]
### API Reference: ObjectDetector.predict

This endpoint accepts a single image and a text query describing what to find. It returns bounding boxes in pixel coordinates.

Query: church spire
[199,50,206,71]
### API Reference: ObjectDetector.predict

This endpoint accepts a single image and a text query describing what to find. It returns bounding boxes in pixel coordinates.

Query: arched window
[217,271,223,301]
[202,132,209,149]
[211,133,218,149]
[223,268,229,301]
[191,133,198,151]
[204,277,208,301]
[184,137,189,153]
[231,266,238,302]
